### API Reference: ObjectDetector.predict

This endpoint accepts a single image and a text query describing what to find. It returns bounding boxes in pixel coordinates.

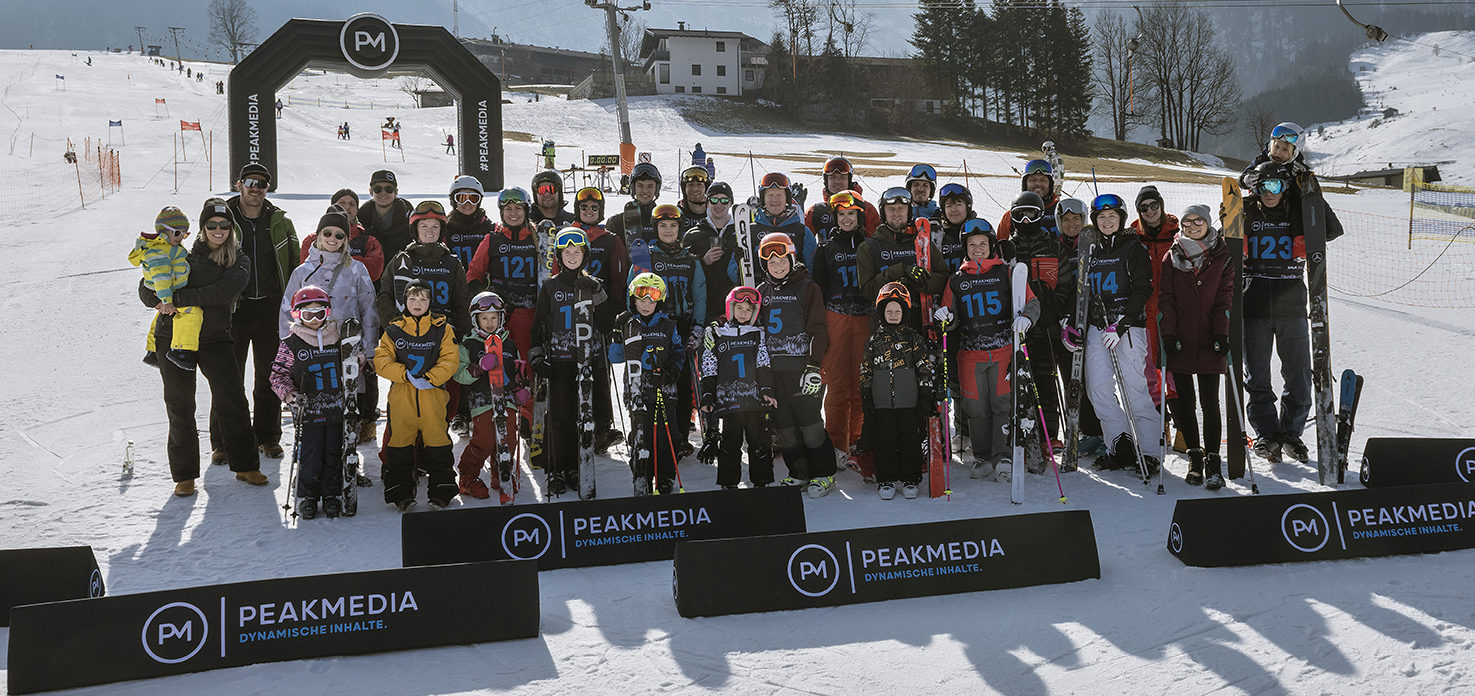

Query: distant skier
[444,133,455,154]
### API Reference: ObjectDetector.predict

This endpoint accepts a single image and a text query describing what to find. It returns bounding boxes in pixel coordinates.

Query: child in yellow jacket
[374,279,460,511]
[131,206,202,371]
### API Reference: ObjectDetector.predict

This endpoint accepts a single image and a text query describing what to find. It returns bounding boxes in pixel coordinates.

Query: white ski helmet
[449,174,484,200]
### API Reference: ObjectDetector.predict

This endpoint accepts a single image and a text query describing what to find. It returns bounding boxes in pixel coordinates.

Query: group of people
[135,121,1338,514]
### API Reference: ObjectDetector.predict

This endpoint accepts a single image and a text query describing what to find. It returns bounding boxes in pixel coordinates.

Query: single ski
[733,201,757,287]
[1060,225,1095,473]
[484,332,518,504]
[1043,141,1064,198]
[575,284,598,500]
[1300,172,1337,485]
[1220,177,1248,479]
[913,218,948,498]
[339,318,362,516]
[529,219,557,471]
[1009,261,1032,503]
[620,316,654,493]
[1335,368,1363,484]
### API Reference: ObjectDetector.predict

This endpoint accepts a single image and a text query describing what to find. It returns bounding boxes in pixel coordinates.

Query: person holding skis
[300,190,385,284]
[606,162,662,244]
[699,286,779,489]
[466,188,541,432]
[360,170,414,261]
[530,170,575,227]
[132,206,200,371]
[1065,193,1160,474]
[374,279,461,511]
[905,163,940,221]
[756,233,836,497]
[676,165,711,231]
[1158,205,1234,489]
[279,207,379,358]
[270,286,359,519]
[529,228,607,498]
[743,172,816,285]
[571,185,630,455]
[859,282,935,499]
[643,204,707,456]
[806,157,879,239]
[857,187,947,333]
[995,159,1060,240]
[453,292,527,504]
[810,190,871,466]
[1056,197,1107,459]
[1006,190,1073,464]
[609,273,686,495]
[936,222,1038,481]
[683,181,738,325]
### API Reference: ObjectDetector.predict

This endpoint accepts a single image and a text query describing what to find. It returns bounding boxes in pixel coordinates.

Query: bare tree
[772,0,823,63]
[399,75,430,105]
[1091,10,1140,141]
[825,0,874,59]
[1135,2,1241,150]
[208,0,258,63]
[1245,102,1275,150]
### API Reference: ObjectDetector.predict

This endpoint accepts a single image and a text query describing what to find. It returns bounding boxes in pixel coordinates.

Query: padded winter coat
[1157,239,1233,375]
[279,245,379,343]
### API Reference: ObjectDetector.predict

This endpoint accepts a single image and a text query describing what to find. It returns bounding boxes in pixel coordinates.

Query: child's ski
[575,283,598,500]
[339,318,362,516]
[529,219,556,471]
[1060,225,1096,473]
[913,218,948,498]
[1335,368,1364,484]
[1010,261,1033,504]
[484,332,517,504]
[626,201,653,275]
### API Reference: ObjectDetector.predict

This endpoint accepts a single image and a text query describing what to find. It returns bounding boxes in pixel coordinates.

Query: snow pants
[1084,326,1159,451]
[821,311,868,451]
[717,410,774,487]
[959,348,1012,463]
[458,409,516,482]
[868,407,923,486]
[295,420,344,500]
[1244,316,1312,440]
[770,369,836,481]
[160,339,257,481]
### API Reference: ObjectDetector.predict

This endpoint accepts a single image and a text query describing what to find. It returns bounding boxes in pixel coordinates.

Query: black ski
[1300,172,1336,484]
[1335,368,1363,484]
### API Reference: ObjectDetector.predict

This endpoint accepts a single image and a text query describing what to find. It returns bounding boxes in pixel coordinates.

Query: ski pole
[283,406,302,521]
[607,356,627,444]
[1021,343,1067,503]
[1155,323,1168,496]
[655,386,686,493]
[1225,349,1259,494]
[940,319,952,500]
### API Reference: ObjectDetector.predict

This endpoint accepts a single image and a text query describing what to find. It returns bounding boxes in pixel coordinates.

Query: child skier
[1064,194,1160,474]
[756,232,836,498]
[1158,205,1234,489]
[374,279,461,510]
[132,206,200,371]
[859,282,935,499]
[936,222,1038,481]
[453,291,527,504]
[609,273,686,495]
[699,286,778,489]
[528,227,606,498]
[270,285,359,519]
[645,203,707,453]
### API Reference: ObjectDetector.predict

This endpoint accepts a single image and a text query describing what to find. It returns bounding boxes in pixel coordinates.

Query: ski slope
[1307,30,1475,186]
[2,48,1474,696]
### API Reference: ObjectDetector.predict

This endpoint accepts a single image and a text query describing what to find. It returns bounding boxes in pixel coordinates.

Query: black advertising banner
[1359,437,1475,487]
[7,561,537,694]
[402,487,806,570]
[1167,483,1475,567]
[0,546,104,627]
[673,510,1099,618]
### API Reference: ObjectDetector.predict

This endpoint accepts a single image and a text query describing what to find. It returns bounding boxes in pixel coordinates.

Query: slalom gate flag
[109,120,122,127]
[381,129,399,142]
[155,98,166,104]
[55,74,64,80]
[181,121,201,132]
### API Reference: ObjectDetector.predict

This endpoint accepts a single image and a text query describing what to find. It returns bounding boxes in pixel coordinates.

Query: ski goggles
[823,157,852,175]
[631,284,666,302]
[1011,206,1043,224]
[652,204,683,221]
[961,219,994,237]
[757,237,795,261]
[729,286,761,305]
[938,182,969,201]
[1056,198,1087,218]
[575,187,603,204]
[553,227,588,249]
[294,306,330,322]
[680,166,710,184]
[875,282,912,309]
[759,172,790,191]
[907,163,937,182]
[470,294,505,314]
[1270,123,1301,145]
[1023,159,1052,176]
[1091,193,1126,212]
[828,190,863,212]
[1258,178,1288,195]
[498,188,528,207]
[414,200,446,216]
[454,191,482,206]
[535,183,558,196]
[880,187,911,207]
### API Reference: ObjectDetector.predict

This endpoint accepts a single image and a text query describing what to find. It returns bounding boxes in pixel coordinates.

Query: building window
[717,65,726,77]
[692,85,702,93]
[691,64,701,76]
[675,86,685,93]
[716,41,726,52]
[744,69,754,82]
[717,86,727,94]
[659,63,669,84]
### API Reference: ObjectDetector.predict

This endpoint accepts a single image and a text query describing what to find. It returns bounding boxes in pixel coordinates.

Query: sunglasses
[708,196,731,205]
[1138,201,1162,213]
[319,230,346,240]
[242,178,269,190]
[454,192,482,206]
[371,185,396,194]
[203,221,232,231]
[1182,217,1207,226]
[296,306,330,322]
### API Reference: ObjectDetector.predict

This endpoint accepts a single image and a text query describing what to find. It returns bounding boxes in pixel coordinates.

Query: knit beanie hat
[331,188,359,206]
[199,198,231,227]
[151,206,190,238]
[317,209,350,234]
[1135,185,1164,211]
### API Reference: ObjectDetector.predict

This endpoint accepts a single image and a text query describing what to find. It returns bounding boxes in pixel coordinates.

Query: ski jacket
[577,221,629,331]
[444,208,494,271]
[1158,238,1233,374]
[130,235,189,302]
[860,321,933,410]
[757,267,828,372]
[857,221,947,332]
[748,204,817,282]
[683,214,738,322]
[375,311,458,425]
[453,327,524,419]
[996,193,1060,240]
[466,222,538,309]
[932,213,974,274]
[268,320,350,423]
[227,196,300,298]
[1085,230,1153,330]
[942,257,1040,352]
[811,227,869,317]
[678,199,707,232]
[530,205,575,228]
[1008,218,1074,327]
[359,197,415,261]
[376,241,471,336]
[605,200,657,245]
[609,309,686,402]
[806,183,880,239]
[137,236,249,345]
[1131,213,1179,339]
[640,240,707,331]
[300,222,384,282]
[530,267,607,363]
[1241,197,1311,319]
[280,245,379,342]
[698,319,775,416]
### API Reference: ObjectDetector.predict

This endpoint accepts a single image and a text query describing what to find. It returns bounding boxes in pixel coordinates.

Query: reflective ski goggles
[498,188,528,207]
[470,294,506,314]
[907,163,936,182]
[535,183,558,196]
[680,166,710,184]
[938,182,969,201]
[652,204,683,221]
[1091,193,1126,212]
[880,186,911,207]
[575,187,603,204]
[631,284,666,302]
[1056,198,1087,218]
[1011,206,1043,224]
[1270,123,1301,145]
[453,191,482,206]
[759,172,790,191]
[961,219,994,237]
[294,306,330,322]
[757,238,794,261]
[875,282,912,309]
[414,200,446,217]
[823,157,852,175]
[1023,159,1052,176]
[553,228,588,249]
[729,287,761,305]
[1258,178,1288,195]
[828,190,863,212]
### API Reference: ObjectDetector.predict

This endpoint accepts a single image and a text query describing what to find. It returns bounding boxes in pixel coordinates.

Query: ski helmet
[497,187,531,215]
[630,162,662,187]
[875,281,912,323]
[960,218,997,249]
[553,226,590,272]
[574,186,605,219]
[706,181,734,204]
[1253,161,1293,196]
[906,163,937,199]
[1056,197,1087,221]
[290,285,331,312]
[449,174,484,205]
[409,200,447,229]
[880,186,913,227]
[652,203,683,223]
[469,291,506,322]
[823,157,854,187]
[1021,159,1054,199]
[1089,193,1128,230]
[531,170,563,205]
[680,165,711,187]
[1268,122,1304,152]
[938,182,973,211]
[628,272,668,310]
[759,172,792,204]
[725,286,762,322]
[757,232,797,271]
[1011,191,1046,225]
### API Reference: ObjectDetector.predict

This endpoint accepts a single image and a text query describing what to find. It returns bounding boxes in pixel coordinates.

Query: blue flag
[54,74,64,80]
[109,120,122,127]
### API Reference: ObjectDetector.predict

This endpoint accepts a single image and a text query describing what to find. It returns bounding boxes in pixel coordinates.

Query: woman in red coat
[1158,204,1235,490]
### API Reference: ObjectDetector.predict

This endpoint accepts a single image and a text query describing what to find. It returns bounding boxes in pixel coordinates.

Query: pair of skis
[1060,226,1097,473]
[913,218,950,499]
[482,332,518,505]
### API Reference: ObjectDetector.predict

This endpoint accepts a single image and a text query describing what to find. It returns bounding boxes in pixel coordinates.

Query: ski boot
[298,497,318,520]
[969,458,995,480]
[322,496,342,519]
[1282,435,1310,463]
[901,482,920,500]
[877,482,897,500]
[1253,434,1283,462]
[806,475,835,499]
[459,476,491,500]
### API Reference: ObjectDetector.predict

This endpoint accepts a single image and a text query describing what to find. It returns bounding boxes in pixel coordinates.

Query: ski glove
[528,349,549,375]
[408,376,435,390]
[1012,316,1032,337]
[478,351,501,373]
[700,391,717,410]
[907,264,930,284]
[513,387,533,407]
[1061,320,1084,352]
[789,182,807,208]
[1101,326,1122,351]
[1211,334,1229,356]
[932,306,954,325]
[574,274,600,292]
[799,365,823,396]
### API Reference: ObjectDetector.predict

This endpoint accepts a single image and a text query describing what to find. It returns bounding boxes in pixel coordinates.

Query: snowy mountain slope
[2,48,1475,696]
[1306,31,1475,186]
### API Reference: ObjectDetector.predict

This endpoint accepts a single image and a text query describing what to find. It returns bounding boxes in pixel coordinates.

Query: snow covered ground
[2,48,1474,695]
[1307,31,1475,186]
